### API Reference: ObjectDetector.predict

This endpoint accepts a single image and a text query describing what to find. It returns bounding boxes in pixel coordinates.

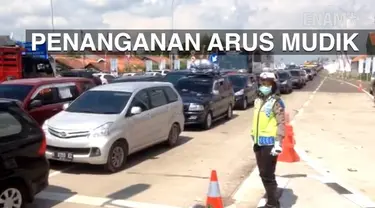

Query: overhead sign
[209,53,218,63]
[110,58,118,76]
[17,41,48,59]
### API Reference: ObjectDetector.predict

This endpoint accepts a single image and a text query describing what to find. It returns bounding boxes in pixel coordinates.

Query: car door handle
[52,108,59,111]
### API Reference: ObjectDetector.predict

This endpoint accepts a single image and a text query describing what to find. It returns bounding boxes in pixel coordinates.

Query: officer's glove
[270,141,282,156]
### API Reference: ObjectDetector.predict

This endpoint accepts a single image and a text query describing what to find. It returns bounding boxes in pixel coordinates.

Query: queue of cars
[0,63,319,207]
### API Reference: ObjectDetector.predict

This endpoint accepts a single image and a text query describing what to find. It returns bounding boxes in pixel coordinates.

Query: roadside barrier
[206,170,224,208]
[278,112,300,163]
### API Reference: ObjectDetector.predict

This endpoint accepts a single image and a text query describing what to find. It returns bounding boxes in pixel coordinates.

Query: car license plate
[53,152,73,161]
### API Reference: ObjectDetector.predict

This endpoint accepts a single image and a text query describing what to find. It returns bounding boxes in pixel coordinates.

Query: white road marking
[36,191,183,208]
[49,165,77,178]
[326,77,374,99]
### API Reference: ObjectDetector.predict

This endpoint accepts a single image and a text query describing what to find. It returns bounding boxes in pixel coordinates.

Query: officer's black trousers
[254,144,279,206]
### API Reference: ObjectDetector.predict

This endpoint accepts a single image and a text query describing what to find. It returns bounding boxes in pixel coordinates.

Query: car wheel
[202,112,213,130]
[226,104,233,119]
[241,98,248,110]
[104,141,128,173]
[0,184,26,208]
[166,123,181,147]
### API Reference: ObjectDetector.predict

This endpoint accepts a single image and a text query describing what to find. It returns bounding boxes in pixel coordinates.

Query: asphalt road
[29,74,325,208]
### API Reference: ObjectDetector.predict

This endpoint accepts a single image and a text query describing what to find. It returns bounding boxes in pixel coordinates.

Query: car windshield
[0,84,33,102]
[290,71,300,76]
[228,75,247,87]
[176,78,212,94]
[66,91,132,114]
[164,73,188,85]
[218,54,248,69]
[278,72,289,79]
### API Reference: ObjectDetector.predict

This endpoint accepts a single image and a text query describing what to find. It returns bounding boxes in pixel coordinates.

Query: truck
[0,46,55,82]
[215,48,274,74]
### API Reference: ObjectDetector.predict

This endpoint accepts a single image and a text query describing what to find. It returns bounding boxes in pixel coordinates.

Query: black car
[111,75,163,83]
[289,70,304,89]
[163,70,194,86]
[0,99,49,207]
[277,71,293,94]
[175,73,235,129]
[59,70,102,85]
[226,73,257,109]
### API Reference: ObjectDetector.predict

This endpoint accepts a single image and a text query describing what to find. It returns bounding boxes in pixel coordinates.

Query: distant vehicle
[0,77,95,125]
[175,73,234,129]
[59,70,102,85]
[144,71,163,77]
[122,72,144,77]
[111,75,163,83]
[0,99,49,207]
[277,71,293,94]
[303,68,314,81]
[92,72,116,84]
[289,70,305,89]
[226,73,257,109]
[300,69,309,82]
[153,70,170,76]
[43,82,184,173]
[0,46,55,82]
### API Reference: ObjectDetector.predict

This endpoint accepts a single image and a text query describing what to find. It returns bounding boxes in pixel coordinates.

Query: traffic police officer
[251,72,285,208]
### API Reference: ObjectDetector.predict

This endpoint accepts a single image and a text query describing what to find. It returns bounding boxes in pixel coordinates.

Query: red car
[0,77,96,125]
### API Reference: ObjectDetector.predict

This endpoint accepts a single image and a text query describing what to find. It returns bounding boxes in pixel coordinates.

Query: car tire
[226,104,233,119]
[0,183,27,208]
[104,140,128,173]
[202,112,213,130]
[165,123,181,147]
[241,98,248,110]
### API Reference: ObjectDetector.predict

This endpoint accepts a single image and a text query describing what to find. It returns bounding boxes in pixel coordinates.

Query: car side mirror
[130,106,142,115]
[29,100,42,109]
[62,102,71,110]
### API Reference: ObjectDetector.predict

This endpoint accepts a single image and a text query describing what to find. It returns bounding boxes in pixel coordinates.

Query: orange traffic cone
[206,170,224,208]
[278,113,300,162]
[358,80,363,92]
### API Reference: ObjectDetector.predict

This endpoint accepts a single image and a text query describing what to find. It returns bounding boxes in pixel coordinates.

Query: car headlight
[42,119,49,131]
[90,122,113,138]
[282,81,287,84]
[188,103,204,111]
[235,89,244,96]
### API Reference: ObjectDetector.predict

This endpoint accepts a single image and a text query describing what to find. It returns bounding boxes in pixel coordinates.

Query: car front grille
[47,145,91,155]
[48,127,90,139]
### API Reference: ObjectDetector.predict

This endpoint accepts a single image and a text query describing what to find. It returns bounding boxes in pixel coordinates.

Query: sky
[1,0,374,64]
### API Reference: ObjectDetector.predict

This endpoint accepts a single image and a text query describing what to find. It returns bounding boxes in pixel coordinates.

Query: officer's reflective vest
[251,97,278,146]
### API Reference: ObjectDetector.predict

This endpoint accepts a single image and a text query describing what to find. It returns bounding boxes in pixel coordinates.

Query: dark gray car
[289,70,305,89]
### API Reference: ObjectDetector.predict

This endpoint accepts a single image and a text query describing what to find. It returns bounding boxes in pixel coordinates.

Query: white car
[144,71,162,76]
[93,73,115,84]
[154,70,170,76]
[43,82,185,172]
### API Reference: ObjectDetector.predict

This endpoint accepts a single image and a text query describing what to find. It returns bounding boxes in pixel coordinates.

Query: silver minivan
[42,82,184,172]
